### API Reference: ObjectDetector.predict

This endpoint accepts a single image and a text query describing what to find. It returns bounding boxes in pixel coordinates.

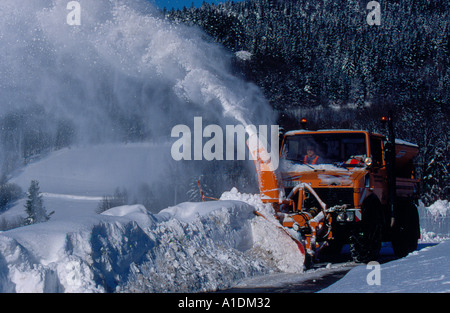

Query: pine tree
[423,136,450,205]
[24,180,53,225]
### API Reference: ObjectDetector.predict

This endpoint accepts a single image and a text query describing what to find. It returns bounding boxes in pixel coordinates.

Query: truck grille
[313,188,354,207]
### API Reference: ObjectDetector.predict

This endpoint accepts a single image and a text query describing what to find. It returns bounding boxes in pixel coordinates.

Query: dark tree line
[166,0,449,204]
[0,106,76,174]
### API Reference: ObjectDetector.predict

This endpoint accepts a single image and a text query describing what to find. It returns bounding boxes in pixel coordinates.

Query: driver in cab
[304,145,323,165]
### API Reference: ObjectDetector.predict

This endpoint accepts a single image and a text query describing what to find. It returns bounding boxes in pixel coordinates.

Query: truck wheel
[391,199,420,258]
[350,198,383,263]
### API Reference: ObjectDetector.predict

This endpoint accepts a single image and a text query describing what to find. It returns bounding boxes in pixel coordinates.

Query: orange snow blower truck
[249,112,420,264]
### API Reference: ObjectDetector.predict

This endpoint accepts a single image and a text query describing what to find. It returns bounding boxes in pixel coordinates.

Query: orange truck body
[251,128,420,261]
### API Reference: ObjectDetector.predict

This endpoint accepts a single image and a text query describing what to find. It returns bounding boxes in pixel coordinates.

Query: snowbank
[419,200,450,242]
[235,50,252,61]
[320,239,450,293]
[221,188,305,273]
[0,190,304,293]
[425,200,450,220]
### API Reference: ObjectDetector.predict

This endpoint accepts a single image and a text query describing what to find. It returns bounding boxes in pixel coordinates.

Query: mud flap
[391,199,420,257]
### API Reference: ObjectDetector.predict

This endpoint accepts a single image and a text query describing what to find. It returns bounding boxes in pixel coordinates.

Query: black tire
[391,199,420,258]
[350,197,383,263]
[318,240,345,263]
[321,239,344,255]
[304,253,313,270]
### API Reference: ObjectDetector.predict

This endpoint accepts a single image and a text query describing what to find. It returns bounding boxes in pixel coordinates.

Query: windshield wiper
[333,162,350,171]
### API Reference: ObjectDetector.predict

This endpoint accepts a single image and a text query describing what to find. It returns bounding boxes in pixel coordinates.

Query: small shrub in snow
[97,187,129,213]
[24,180,53,225]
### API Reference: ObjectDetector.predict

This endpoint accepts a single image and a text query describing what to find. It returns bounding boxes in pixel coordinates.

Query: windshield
[281,132,368,166]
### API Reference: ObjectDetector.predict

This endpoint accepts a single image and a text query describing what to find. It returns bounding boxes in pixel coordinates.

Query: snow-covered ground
[320,239,450,293]
[0,197,302,293]
[0,144,448,293]
[321,200,450,293]
[0,144,304,292]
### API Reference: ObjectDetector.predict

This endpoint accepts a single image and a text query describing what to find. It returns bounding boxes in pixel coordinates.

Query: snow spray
[0,0,276,206]
[0,0,274,142]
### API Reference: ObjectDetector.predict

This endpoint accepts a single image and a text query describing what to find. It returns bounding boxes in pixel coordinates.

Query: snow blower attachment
[246,126,332,263]
[275,183,335,259]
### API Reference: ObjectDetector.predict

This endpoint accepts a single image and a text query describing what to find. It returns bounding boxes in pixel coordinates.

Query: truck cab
[276,129,420,261]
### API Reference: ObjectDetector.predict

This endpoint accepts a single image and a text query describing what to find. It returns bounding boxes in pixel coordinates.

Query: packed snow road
[219,262,358,293]
[219,242,441,293]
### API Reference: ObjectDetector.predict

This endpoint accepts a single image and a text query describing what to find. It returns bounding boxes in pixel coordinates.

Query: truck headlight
[364,157,373,166]
[336,211,354,222]
[346,211,355,222]
[337,212,346,222]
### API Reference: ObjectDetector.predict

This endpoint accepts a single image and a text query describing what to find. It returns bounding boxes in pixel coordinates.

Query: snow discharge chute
[245,125,285,204]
